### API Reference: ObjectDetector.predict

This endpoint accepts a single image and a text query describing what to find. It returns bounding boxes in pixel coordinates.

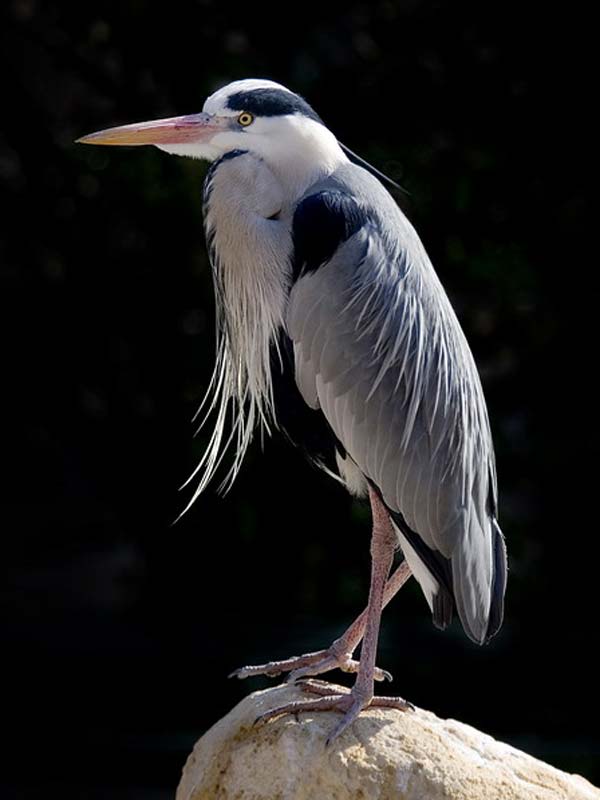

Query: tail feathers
[432,586,454,631]
[384,498,507,646]
[453,516,508,645]
[484,519,508,641]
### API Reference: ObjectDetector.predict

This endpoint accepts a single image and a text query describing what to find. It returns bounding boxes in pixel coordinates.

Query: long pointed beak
[76,112,229,147]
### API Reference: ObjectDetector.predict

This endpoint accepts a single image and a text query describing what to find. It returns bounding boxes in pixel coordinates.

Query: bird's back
[286,162,507,643]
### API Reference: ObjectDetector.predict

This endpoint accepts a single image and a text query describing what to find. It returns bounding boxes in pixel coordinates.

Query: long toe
[254,692,353,727]
[297,679,414,744]
[300,679,413,712]
[254,681,410,744]
[288,657,392,683]
[231,650,392,683]
[325,696,367,745]
[229,651,328,680]
[369,695,415,711]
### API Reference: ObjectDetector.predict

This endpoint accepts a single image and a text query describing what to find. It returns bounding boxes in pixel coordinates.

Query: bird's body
[201,141,505,645]
[78,78,507,741]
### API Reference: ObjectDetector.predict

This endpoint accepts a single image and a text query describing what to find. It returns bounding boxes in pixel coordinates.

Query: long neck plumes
[183,151,292,505]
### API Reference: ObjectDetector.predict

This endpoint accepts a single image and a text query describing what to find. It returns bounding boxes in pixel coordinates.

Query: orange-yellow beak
[76,111,230,147]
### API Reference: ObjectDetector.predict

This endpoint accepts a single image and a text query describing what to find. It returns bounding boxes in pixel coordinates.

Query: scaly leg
[230,557,411,684]
[252,487,413,744]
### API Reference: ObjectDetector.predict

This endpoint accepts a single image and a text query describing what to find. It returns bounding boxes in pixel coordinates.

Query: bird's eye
[238,112,254,127]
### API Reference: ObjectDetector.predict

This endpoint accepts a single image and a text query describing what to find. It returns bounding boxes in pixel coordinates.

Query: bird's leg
[253,487,413,744]
[287,557,411,682]
[230,558,411,684]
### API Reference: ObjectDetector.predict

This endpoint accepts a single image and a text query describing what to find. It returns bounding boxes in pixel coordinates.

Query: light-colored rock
[176,683,599,800]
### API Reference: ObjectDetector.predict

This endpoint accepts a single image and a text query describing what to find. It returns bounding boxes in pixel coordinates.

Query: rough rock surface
[176,683,599,800]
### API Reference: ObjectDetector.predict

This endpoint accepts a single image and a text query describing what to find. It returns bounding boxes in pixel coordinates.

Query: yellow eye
[238,112,254,127]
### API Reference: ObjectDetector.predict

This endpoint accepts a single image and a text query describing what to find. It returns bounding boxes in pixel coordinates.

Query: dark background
[1,1,597,797]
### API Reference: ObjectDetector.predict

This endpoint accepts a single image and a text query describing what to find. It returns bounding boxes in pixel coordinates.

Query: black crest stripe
[227,88,323,124]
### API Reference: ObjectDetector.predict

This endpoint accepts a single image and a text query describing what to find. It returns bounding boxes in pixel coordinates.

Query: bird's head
[78,79,347,196]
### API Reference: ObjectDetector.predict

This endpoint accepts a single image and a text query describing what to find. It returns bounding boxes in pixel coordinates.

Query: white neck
[201,115,349,204]
[254,116,348,201]
[180,114,348,503]
[185,153,292,503]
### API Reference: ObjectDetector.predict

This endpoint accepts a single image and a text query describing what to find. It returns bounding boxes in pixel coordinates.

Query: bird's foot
[254,679,414,745]
[229,643,392,684]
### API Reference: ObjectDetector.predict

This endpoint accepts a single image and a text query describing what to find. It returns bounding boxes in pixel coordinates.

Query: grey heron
[78,78,507,743]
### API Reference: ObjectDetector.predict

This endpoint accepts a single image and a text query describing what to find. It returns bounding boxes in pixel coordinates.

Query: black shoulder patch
[227,88,323,124]
[291,191,368,280]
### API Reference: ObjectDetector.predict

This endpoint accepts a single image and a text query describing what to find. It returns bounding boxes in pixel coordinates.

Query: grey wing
[287,196,506,644]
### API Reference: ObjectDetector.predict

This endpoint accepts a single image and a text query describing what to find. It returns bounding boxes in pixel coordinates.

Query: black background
[1,2,597,797]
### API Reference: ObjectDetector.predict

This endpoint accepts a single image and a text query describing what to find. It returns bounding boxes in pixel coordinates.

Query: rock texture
[176,683,599,800]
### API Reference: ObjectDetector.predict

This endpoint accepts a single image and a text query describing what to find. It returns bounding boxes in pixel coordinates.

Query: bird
[78,78,508,744]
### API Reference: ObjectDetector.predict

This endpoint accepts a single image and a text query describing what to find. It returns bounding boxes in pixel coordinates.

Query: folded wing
[287,183,507,643]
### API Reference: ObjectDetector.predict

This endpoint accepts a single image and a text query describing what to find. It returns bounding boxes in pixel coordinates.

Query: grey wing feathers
[287,169,507,644]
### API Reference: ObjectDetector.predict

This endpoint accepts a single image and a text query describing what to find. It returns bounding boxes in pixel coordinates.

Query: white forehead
[203,79,294,115]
